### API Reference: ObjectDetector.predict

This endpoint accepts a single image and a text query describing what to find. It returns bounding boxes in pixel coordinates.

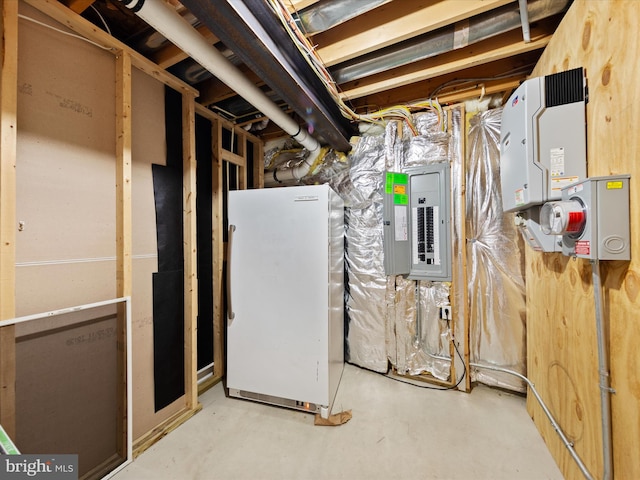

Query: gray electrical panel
[383,164,452,281]
[500,67,587,213]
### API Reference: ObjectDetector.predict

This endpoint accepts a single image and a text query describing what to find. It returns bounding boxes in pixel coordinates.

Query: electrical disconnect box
[540,175,631,260]
[383,164,452,281]
[500,67,588,213]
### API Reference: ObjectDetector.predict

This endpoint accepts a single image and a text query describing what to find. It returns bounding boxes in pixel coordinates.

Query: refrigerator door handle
[227,224,236,322]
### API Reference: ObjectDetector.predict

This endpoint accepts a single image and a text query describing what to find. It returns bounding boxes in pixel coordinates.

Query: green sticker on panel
[394,193,409,205]
[394,173,408,184]
[385,172,394,194]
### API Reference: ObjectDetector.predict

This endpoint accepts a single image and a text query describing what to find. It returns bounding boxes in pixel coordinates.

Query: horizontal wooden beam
[24,0,197,96]
[221,150,246,167]
[315,0,513,66]
[340,26,552,100]
[348,50,541,111]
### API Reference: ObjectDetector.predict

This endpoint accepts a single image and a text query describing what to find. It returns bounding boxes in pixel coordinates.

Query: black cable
[377,338,466,391]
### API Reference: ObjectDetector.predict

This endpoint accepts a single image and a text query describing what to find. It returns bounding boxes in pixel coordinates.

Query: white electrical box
[383,164,452,281]
[500,67,587,213]
[541,175,631,260]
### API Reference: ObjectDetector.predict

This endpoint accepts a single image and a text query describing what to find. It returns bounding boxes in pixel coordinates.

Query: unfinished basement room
[0,0,638,479]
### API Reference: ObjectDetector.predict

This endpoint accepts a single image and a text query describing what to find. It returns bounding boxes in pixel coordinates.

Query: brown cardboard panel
[15,309,122,477]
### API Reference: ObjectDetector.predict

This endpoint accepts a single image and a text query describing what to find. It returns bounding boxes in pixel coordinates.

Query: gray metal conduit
[592,258,614,480]
[117,0,321,174]
[424,351,595,479]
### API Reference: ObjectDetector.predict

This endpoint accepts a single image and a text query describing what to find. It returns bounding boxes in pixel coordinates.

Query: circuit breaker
[383,164,452,281]
[500,67,587,213]
[540,175,630,260]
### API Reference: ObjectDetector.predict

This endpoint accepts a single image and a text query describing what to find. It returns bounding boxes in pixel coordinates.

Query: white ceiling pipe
[518,0,531,43]
[118,0,321,174]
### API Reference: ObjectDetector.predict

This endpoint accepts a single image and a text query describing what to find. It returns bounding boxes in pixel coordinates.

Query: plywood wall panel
[528,1,640,479]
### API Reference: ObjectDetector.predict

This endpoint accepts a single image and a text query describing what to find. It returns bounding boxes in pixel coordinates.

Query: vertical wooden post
[211,119,225,380]
[115,50,132,458]
[444,105,470,392]
[236,130,246,191]
[0,0,18,439]
[252,139,264,189]
[182,93,198,409]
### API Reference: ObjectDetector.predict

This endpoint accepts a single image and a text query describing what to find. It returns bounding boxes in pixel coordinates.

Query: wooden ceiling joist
[339,25,553,100]
[314,0,514,66]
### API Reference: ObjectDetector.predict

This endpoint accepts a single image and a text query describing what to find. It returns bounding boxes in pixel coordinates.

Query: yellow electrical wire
[268,0,446,135]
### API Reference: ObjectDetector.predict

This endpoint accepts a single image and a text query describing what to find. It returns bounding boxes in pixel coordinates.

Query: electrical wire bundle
[269,0,445,134]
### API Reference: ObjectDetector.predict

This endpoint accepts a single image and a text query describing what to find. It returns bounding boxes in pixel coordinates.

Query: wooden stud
[236,132,247,191]
[0,0,18,440]
[211,119,225,382]
[182,93,199,410]
[251,138,265,189]
[115,49,133,460]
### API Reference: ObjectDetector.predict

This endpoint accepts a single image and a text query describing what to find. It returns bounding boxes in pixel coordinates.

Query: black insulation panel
[152,270,185,411]
[151,86,185,411]
[195,115,214,370]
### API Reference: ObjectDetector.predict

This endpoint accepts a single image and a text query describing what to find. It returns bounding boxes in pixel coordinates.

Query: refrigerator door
[227,185,331,406]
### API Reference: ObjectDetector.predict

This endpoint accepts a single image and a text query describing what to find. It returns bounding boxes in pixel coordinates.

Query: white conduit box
[541,175,631,260]
[500,67,588,213]
[383,164,452,281]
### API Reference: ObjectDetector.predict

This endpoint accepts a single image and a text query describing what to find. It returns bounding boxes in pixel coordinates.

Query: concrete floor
[113,364,563,480]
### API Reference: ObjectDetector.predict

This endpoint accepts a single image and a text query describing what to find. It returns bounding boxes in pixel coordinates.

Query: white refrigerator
[226,184,344,417]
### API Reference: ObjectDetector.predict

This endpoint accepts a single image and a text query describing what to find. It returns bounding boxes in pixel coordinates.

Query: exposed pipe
[518,0,532,43]
[117,0,321,162]
[427,348,595,479]
[470,362,595,480]
[591,258,614,480]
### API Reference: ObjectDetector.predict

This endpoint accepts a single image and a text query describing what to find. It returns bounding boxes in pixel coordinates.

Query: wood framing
[314,0,513,66]
[446,104,470,392]
[339,25,553,100]
[0,0,18,440]
[211,117,225,383]
[115,49,133,461]
[182,93,199,411]
[250,138,265,189]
